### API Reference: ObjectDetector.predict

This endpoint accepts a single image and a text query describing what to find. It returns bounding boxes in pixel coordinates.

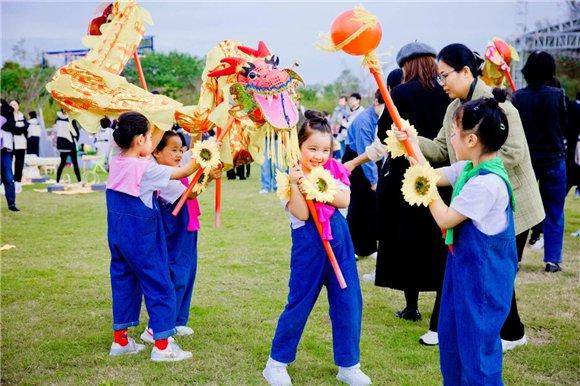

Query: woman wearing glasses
[418,43,544,359]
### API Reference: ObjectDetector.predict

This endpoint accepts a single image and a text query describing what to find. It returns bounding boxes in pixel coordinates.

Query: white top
[365,136,387,162]
[27,118,41,137]
[139,162,174,208]
[13,112,27,149]
[442,160,509,236]
[283,179,349,229]
[158,179,186,205]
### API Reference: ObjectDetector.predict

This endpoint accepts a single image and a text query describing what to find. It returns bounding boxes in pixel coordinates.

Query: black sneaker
[8,205,20,212]
[528,233,541,246]
[545,263,561,273]
[395,308,422,321]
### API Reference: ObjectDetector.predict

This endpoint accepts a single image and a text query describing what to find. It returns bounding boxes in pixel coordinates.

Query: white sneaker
[151,341,193,362]
[140,327,175,344]
[175,325,194,336]
[262,357,292,386]
[337,364,372,386]
[502,336,527,353]
[362,272,375,283]
[530,236,544,250]
[259,188,269,194]
[140,327,155,344]
[109,337,146,356]
[419,330,438,346]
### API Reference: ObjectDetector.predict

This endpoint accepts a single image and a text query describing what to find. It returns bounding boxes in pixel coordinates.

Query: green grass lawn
[1,168,579,385]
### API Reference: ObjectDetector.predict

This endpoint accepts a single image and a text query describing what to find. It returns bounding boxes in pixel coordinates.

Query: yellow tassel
[362,51,382,73]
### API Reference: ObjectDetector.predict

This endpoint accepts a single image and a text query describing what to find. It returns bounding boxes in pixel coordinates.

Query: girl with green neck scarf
[397,95,517,385]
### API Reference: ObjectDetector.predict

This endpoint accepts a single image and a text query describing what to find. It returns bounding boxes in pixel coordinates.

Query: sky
[0,1,572,87]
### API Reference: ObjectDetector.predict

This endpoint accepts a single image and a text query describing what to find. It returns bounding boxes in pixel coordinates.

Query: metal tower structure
[41,35,154,68]
[511,6,580,88]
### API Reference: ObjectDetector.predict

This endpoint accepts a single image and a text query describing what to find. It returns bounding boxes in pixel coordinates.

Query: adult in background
[0,99,18,211]
[342,89,384,259]
[26,111,41,156]
[342,93,365,144]
[9,100,28,192]
[420,43,544,352]
[375,43,451,346]
[55,109,81,183]
[512,51,567,273]
[331,95,349,158]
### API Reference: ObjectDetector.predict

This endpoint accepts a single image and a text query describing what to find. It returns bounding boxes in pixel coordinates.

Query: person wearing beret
[376,42,451,346]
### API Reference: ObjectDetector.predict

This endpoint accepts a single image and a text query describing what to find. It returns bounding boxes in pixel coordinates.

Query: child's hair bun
[491,88,508,104]
[304,109,327,123]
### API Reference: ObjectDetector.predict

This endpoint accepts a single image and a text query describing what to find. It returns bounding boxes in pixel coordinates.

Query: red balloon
[330,9,382,56]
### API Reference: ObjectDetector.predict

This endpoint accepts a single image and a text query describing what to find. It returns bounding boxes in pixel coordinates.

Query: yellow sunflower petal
[275,170,291,202]
[401,163,440,207]
[191,139,221,170]
[191,170,211,195]
[303,167,338,203]
[384,120,418,159]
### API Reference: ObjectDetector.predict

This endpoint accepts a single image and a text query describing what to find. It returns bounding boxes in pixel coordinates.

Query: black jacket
[512,85,567,163]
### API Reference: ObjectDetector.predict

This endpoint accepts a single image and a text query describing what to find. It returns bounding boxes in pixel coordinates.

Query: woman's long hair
[402,55,438,90]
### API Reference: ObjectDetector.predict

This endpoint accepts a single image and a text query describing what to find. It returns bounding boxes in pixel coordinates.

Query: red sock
[154,338,169,350]
[113,329,129,346]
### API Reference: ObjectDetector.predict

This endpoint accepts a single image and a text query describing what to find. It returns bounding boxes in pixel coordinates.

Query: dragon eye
[248,71,257,80]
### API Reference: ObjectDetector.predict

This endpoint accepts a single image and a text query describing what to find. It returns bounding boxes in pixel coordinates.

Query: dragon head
[207,41,303,130]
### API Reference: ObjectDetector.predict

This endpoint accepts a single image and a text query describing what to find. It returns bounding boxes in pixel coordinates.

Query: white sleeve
[158,180,186,204]
[365,136,387,162]
[140,162,173,195]
[450,175,503,223]
[441,161,468,186]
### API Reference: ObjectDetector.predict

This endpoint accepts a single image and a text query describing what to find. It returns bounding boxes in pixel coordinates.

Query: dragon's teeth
[267,95,273,106]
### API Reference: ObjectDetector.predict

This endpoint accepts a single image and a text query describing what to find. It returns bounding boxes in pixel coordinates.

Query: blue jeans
[261,138,280,192]
[533,158,567,263]
[1,149,16,208]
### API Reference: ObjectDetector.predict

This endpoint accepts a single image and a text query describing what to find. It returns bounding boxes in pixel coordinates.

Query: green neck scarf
[445,157,515,245]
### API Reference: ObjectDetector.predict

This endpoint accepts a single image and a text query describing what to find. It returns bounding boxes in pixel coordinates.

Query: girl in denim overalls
[398,95,518,385]
[140,131,222,343]
[263,111,371,386]
[106,112,199,362]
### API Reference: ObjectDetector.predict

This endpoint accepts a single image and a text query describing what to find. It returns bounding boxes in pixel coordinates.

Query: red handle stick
[305,200,347,289]
[370,68,417,160]
[172,117,235,216]
[504,69,517,92]
[133,52,148,91]
[214,125,222,228]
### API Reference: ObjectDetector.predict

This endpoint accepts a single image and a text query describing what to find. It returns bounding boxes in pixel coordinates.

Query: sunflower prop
[191,170,211,196]
[401,163,440,207]
[302,167,338,203]
[384,120,418,159]
[191,139,221,170]
[275,170,292,202]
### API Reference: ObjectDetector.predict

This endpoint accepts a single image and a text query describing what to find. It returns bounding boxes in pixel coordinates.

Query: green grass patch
[1,169,579,385]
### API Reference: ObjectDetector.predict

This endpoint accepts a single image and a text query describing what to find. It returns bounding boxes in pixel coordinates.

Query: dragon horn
[237,41,271,58]
[207,57,246,77]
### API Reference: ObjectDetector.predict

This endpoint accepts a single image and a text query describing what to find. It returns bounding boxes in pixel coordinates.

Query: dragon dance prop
[481,37,519,92]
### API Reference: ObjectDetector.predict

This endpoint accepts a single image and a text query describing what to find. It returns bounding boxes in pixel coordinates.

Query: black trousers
[13,149,26,182]
[27,137,40,156]
[56,151,81,183]
[343,146,377,257]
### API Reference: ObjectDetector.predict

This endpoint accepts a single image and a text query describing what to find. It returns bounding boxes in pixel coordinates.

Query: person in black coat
[374,42,451,345]
[512,51,567,273]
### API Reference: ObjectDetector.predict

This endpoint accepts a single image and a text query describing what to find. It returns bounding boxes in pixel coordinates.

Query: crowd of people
[1,40,578,385]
